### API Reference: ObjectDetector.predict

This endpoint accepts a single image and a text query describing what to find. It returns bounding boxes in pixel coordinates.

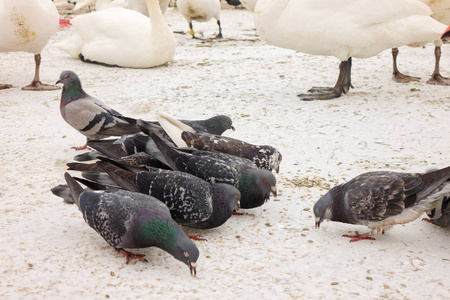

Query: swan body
[53,0,176,68]
[0,0,59,90]
[254,0,447,100]
[241,0,258,11]
[255,0,445,61]
[74,0,170,15]
[177,0,222,38]
[128,0,171,15]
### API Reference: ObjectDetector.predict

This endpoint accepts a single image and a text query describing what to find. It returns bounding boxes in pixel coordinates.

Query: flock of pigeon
[1,0,449,276]
[50,70,450,276]
[51,70,281,276]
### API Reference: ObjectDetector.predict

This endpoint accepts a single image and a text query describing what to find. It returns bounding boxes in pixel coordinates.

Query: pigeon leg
[392,48,421,83]
[422,217,434,224]
[186,233,207,241]
[298,57,353,101]
[22,54,60,91]
[342,231,376,243]
[117,249,148,264]
[426,46,450,86]
[72,140,91,151]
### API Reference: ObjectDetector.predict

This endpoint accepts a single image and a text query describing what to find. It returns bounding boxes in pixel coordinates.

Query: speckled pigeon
[150,133,277,209]
[424,195,450,228]
[63,172,199,276]
[314,167,450,242]
[56,70,141,150]
[81,159,240,229]
[144,113,282,173]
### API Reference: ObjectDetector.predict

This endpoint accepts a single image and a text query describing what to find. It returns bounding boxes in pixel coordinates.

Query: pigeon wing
[344,172,424,222]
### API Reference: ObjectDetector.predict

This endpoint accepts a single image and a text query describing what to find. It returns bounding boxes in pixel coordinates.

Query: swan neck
[146,0,163,20]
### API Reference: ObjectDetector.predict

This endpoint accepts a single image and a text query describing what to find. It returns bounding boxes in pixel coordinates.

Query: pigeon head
[56,70,87,103]
[209,115,235,134]
[257,146,282,173]
[171,231,200,276]
[209,183,241,224]
[239,169,277,208]
[270,149,283,173]
[313,187,337,228]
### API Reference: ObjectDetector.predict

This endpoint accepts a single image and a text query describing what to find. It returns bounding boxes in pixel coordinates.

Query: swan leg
[22,54,60,91]
[189,22,197,39]
[426,46,450,86]
[298,58,353,101]
[392,48,421,83]
[0,84,12,90]
[214,19,223,39]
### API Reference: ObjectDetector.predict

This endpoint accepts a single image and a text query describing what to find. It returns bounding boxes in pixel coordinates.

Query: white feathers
[156,113,196,148]
[254,0,447,61]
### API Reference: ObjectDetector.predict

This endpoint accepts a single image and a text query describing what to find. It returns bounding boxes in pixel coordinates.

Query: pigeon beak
[275,166,280,174]
[231,125,236,131]
[55,78,62,85]
[189,261,197,277]
[271,186,277,197]
[315,217,321,229]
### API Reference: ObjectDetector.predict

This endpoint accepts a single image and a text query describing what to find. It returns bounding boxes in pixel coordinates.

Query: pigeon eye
[235,194,239,200]
[263,179,268,184]
[322,209,326,215]
[226,120,229,124]
[64,74,69,79]
[183,251,189,258]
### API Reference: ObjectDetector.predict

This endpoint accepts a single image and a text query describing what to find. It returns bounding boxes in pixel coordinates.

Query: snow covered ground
[1,6,449,299]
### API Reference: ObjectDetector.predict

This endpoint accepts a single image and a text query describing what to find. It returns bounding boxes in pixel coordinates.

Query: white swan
[241,0,258,12]
[254,0,447,100]
[73,0,170,15]
[0,0,59,90]
[53,0,176,68]
[177,0,222,39]
[392,0,450,85]
[128,0,171,15]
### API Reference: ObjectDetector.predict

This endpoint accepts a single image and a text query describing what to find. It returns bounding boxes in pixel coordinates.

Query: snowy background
[1,6,449,299]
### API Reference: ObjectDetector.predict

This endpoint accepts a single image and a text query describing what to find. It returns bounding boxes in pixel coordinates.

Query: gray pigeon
[153,115,235,135]
[314,167,450,242]
[63,172,199,276]
[149,133,277,209]
[80,159,240,229]
[424,195,450,228]
[140,113,282,173]
[56,70,141,150]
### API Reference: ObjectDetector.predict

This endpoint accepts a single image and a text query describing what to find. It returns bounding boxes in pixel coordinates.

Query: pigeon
[313,167,450,242]
[63,172,199,276]
[157,115,235,135]
[85,134,169,168]
[56,70,141,150]
[80,159,240,229]
[424,195,450,228]
[143,113,282,173]
[150,133,277,209]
